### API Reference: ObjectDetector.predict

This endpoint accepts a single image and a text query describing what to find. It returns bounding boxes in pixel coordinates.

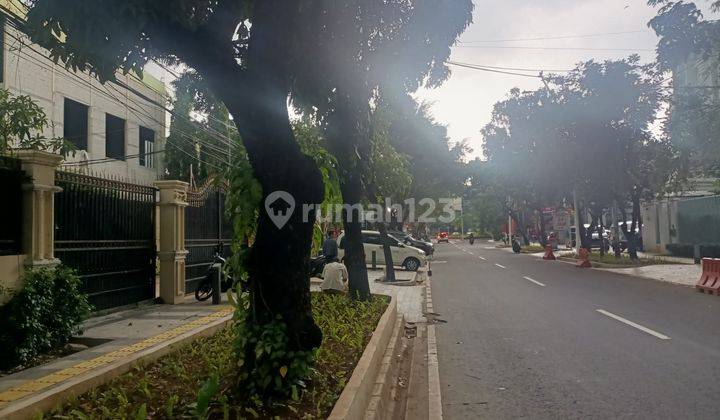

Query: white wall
[642,199,679,253]
[2,24,167,185]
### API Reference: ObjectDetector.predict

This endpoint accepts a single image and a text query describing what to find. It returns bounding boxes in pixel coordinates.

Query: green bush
[0,266,92,370]
[666,243,720,258]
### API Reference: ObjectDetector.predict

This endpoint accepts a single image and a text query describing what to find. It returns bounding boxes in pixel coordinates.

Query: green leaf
[134,403,147,420]
[196,371,220,417]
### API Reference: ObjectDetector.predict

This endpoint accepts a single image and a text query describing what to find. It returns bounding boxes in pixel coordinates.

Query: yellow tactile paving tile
[0,389,32,402]
[0,306,233,405]
[34,372,74,384]
[14,381,53,393]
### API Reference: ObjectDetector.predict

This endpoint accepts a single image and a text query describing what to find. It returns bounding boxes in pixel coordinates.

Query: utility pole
[573,188,581,254]
[460,202,465,240]
[507,196,512,244]
[612,199,620,255]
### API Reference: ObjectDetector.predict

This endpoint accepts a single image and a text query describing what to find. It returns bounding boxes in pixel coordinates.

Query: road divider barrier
[696,258,720,295]
[577,248,592,268]
[543,245,556,261]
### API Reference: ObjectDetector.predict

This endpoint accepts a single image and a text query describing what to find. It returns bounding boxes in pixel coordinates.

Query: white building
[0,2,168,184]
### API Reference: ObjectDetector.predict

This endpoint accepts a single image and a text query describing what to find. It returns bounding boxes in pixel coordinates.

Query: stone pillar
[16,150,63,268]
[155,180,189,304]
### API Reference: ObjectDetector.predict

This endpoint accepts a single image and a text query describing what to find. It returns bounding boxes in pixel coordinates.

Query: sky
[415,0,719,159]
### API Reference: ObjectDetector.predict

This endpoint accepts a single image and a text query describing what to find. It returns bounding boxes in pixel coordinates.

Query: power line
[459,30,650,44]
[2,26,235,165]
[2,8,241,142]
[454,45,655,52]
[446,61,542,78]
[2,16,236,149]
[453,62,572,73]
[61,149,166,166]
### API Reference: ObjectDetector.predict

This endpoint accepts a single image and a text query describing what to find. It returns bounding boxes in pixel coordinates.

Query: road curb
[0,307,234,420]
[426,279,443,420]
[328,296,399,420]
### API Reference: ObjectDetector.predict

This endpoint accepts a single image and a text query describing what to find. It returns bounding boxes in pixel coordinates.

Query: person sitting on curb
[320,258,348,294]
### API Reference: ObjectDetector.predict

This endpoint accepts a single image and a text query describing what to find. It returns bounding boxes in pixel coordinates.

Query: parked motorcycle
[195,247,233,302]
[309,255,329,278]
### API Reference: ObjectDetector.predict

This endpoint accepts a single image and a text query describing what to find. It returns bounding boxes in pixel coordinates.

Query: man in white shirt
[320,260,349,294]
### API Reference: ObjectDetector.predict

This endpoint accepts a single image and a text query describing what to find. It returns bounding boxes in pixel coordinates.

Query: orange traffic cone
[543,245,556,261]
[577,248,592,268]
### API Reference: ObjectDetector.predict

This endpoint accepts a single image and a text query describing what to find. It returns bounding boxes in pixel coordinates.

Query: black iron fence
[0,157,24,256]
[54,171,157,310]
[185,179,233,293]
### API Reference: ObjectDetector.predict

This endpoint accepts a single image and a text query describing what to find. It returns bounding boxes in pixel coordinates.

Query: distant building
[0,1,168,184]
[641,179,719,253]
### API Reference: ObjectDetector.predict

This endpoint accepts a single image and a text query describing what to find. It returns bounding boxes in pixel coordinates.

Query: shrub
[0,266,91,370]
[666,243,720,258]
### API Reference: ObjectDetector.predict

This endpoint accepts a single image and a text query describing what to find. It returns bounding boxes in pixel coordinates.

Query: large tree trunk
[339,173,372,299]
[324,93,372,300]
[183,3,324,351]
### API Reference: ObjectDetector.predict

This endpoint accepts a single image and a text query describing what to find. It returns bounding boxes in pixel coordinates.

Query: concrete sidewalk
[312,268,425,323]
[0,296,233,414]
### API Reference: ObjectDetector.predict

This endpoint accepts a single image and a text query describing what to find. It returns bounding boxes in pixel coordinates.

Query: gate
[0,157,23,256]
[54,171,157,310]
[185,179,233,293]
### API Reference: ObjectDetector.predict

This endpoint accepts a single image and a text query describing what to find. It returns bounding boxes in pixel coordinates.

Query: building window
[139,126,155,168]
[64,98,89,151]
[105,114,125,160]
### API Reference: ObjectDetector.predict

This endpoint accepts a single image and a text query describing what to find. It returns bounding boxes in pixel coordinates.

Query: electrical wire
[454,45,655,52]
[458,30,650,44]
[458,63,573,73]
[2,26,234,165]
[446,61,542,78]
[61,149,166,166]
[1,17,237,151]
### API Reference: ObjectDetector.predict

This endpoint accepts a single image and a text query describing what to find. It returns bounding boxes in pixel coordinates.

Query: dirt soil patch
[49,293,389,419]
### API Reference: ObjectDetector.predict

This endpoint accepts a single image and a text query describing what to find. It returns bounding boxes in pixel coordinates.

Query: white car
[336,230,427,271]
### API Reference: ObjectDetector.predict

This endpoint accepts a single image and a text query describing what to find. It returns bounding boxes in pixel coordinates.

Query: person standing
[322,230,338,261]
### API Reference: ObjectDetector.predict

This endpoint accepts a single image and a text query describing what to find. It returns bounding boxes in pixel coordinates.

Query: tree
[164,71,235,182]
[648,0,720,177]
[0,88,73,156]
[462,159,507,239]
[288,1,473,298]
[25,1,328,368]
[483,57,673,258]
[482,86,568,245]
[366,105,412,282]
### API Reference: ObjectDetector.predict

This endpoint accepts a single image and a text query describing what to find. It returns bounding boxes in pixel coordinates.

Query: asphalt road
[430,241,720,419]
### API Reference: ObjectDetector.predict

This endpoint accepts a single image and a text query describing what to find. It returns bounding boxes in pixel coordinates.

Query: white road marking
[484,246,495,250]
[478,256,487,261]
[523,276,546,287]
[426,279,443,419]
[433,261,448,264]
[596,309,671,340]
[494,263,507,269]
